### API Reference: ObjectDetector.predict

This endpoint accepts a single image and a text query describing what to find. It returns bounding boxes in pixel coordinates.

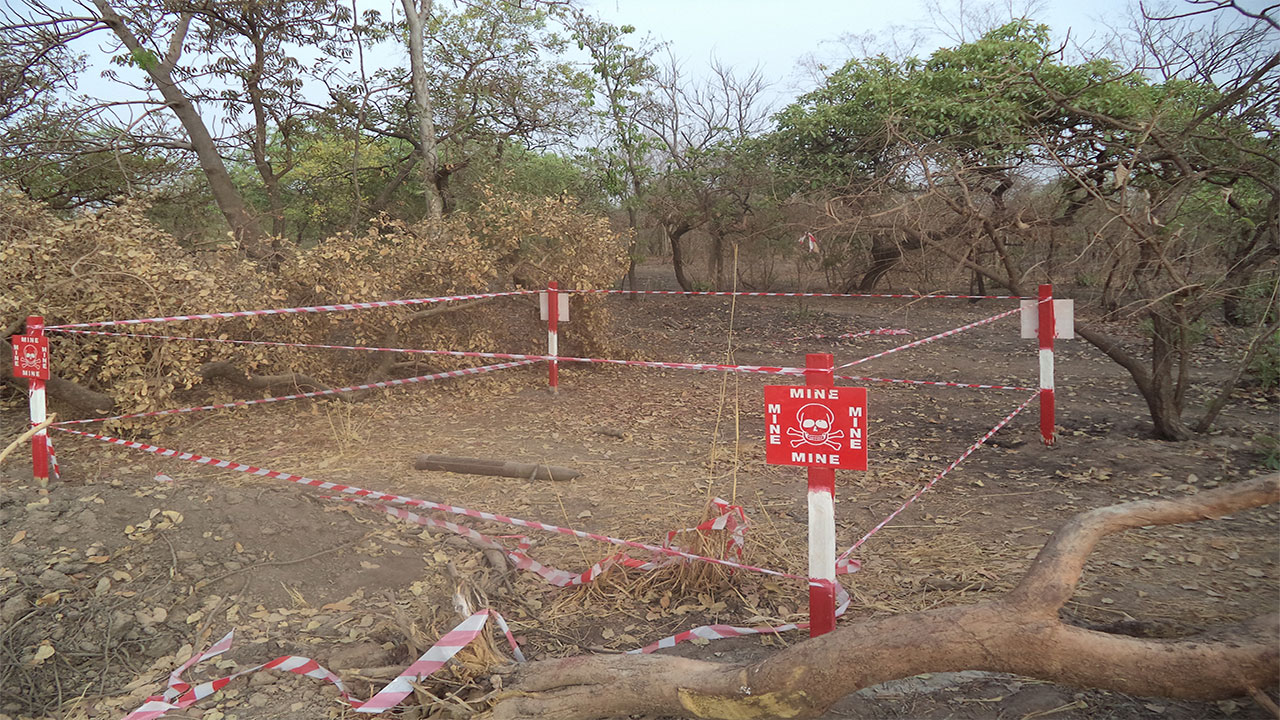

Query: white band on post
[808,489,836,582]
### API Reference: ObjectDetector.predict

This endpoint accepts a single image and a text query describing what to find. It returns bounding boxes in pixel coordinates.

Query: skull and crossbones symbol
[19,344,39,369]
[787,403,843,450]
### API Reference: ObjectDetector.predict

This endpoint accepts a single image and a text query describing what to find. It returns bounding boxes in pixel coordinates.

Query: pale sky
[65,0,1273,136]
[577,0,1199,105]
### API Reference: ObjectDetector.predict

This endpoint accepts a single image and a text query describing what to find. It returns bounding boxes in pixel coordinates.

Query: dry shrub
[462,186,629,358]
[0,192,277,422]
[1,188,627,422]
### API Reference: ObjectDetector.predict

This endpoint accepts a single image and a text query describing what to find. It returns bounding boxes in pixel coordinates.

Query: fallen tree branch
[484,475,1280,720]
[198,360,352,401]
[363,297,495,386]
[0,415,56,466]
[414,454,581,482]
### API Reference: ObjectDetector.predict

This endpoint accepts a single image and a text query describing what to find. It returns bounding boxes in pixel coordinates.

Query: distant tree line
[0,0,1275,439]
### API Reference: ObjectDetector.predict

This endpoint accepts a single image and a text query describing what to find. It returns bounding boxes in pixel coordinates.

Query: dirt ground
[2,262,1277,720]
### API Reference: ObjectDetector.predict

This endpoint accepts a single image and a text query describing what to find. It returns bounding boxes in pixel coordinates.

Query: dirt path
[2,263,1276,720]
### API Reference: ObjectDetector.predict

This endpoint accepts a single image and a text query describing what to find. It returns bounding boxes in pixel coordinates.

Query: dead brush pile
[0,189,627,428]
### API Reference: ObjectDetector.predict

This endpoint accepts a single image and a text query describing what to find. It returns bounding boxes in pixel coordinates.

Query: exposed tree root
[484,475,1280,720]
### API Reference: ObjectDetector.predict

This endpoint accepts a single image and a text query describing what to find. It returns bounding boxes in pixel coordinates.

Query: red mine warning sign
[11,335,49,381]
[764,385,867,470]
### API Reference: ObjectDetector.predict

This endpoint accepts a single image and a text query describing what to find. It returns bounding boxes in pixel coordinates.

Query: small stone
[111,610,136,635]
[37,569,71,589]
[1,595,29,623]
[326,641,392,670]
[248,673,278,687]
[151,635,179,656]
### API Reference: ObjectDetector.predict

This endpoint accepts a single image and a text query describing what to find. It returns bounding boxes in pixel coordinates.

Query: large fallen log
[413,454,580,482]
[198,360,351,400]
[483,474,1280,719]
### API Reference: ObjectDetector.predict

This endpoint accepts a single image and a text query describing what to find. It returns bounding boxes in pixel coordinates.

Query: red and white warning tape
[122,497,758,717]
[123,609,501,719]
[52,428,854,581]
[787,328,912,341]
[667,497,748,562]
[45,290,538,330]
[347,495,862,656]
[491,609,526,663]
[342,496,664,587]
[836,307,1022,369]
[836,391,1039,564]
[52,360,536,426]
[354,609,493,713]
[569,289,1028,300]
[49,329,807,378]
[45,435,60,480]
[835,374,1034,392]
[341,495,749,590]
[629,586,852,654]
[799,232,821,253]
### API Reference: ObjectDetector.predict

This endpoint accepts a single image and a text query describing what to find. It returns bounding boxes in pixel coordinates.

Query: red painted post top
[1038,284,1055,348]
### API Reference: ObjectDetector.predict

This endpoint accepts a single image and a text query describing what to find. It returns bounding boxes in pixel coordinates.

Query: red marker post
[12,316,51,485]
[547,281,559,394]
[1038,284,1056,446]
[764,354,868,637]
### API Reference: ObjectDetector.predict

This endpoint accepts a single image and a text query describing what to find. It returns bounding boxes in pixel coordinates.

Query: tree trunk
[710,233,726,290]
[1222,202,1279,326]
[485,475,1280,720]
[855,235,900,292]
[401,0,444,223]
[1075,322,1191,441]
[91,1,269,259]
[198,360,349,400]
[247,37,288,238]
[624,206,639,291]
[1148,311,1192,440]
[369,154,419,215]
[669,225,694,291]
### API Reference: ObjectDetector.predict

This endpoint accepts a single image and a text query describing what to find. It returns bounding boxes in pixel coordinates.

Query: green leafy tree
[361,0,594,218]
[769,11,1278,440]
[567,11,660,288]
